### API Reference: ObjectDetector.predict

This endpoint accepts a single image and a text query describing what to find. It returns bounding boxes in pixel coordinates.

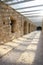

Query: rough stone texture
[0,2,36,43]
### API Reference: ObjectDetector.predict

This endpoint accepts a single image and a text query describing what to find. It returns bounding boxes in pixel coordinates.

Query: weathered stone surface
[0,2,36,43]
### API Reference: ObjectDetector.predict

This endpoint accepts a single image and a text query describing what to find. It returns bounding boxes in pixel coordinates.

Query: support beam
[24,14,41,16]
[6,0,34,5]
[22,13,40,15]
[1,0,13,2]
[20,9,43,13]
[23,13,40,16]
[15,4,43,10]
[26,15,41,18]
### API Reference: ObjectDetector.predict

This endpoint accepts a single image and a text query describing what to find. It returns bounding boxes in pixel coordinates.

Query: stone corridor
[0,31,43,65]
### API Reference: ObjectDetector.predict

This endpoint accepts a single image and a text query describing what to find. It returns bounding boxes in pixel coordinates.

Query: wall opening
[28,23,30,33]
[36,26,42,31]
[24,21,27,35]
[10,19,16,33]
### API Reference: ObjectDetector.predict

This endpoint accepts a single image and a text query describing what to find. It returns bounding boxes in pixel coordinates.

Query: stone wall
[0,2,36,43]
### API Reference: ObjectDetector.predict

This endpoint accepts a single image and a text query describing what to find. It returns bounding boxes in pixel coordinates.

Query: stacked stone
[0,2,37,43]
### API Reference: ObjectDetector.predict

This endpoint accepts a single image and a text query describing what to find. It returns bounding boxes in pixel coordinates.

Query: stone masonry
[0,2,36,43]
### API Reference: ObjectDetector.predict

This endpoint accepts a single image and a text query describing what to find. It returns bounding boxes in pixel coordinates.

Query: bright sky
[7,0,43,26]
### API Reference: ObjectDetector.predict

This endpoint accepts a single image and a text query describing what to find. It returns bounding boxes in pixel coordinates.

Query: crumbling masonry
[0,2,36,43]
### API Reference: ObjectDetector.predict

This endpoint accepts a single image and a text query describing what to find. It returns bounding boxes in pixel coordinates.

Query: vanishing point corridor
[0,31,43,65]
[0,0,43,65]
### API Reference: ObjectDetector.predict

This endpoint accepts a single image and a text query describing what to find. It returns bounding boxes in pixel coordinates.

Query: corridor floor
[0,31,43,65]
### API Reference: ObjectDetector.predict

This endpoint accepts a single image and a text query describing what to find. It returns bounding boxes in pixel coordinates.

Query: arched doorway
[36,26,42,31]
[28,23,30,33]
[10,19,16,33]
[24,21,27,35]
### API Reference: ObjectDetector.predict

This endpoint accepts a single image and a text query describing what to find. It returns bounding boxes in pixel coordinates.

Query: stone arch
[24,21,27,35]
[37,26,42,30]
[28,23,30,33]
[10,17,16,33]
